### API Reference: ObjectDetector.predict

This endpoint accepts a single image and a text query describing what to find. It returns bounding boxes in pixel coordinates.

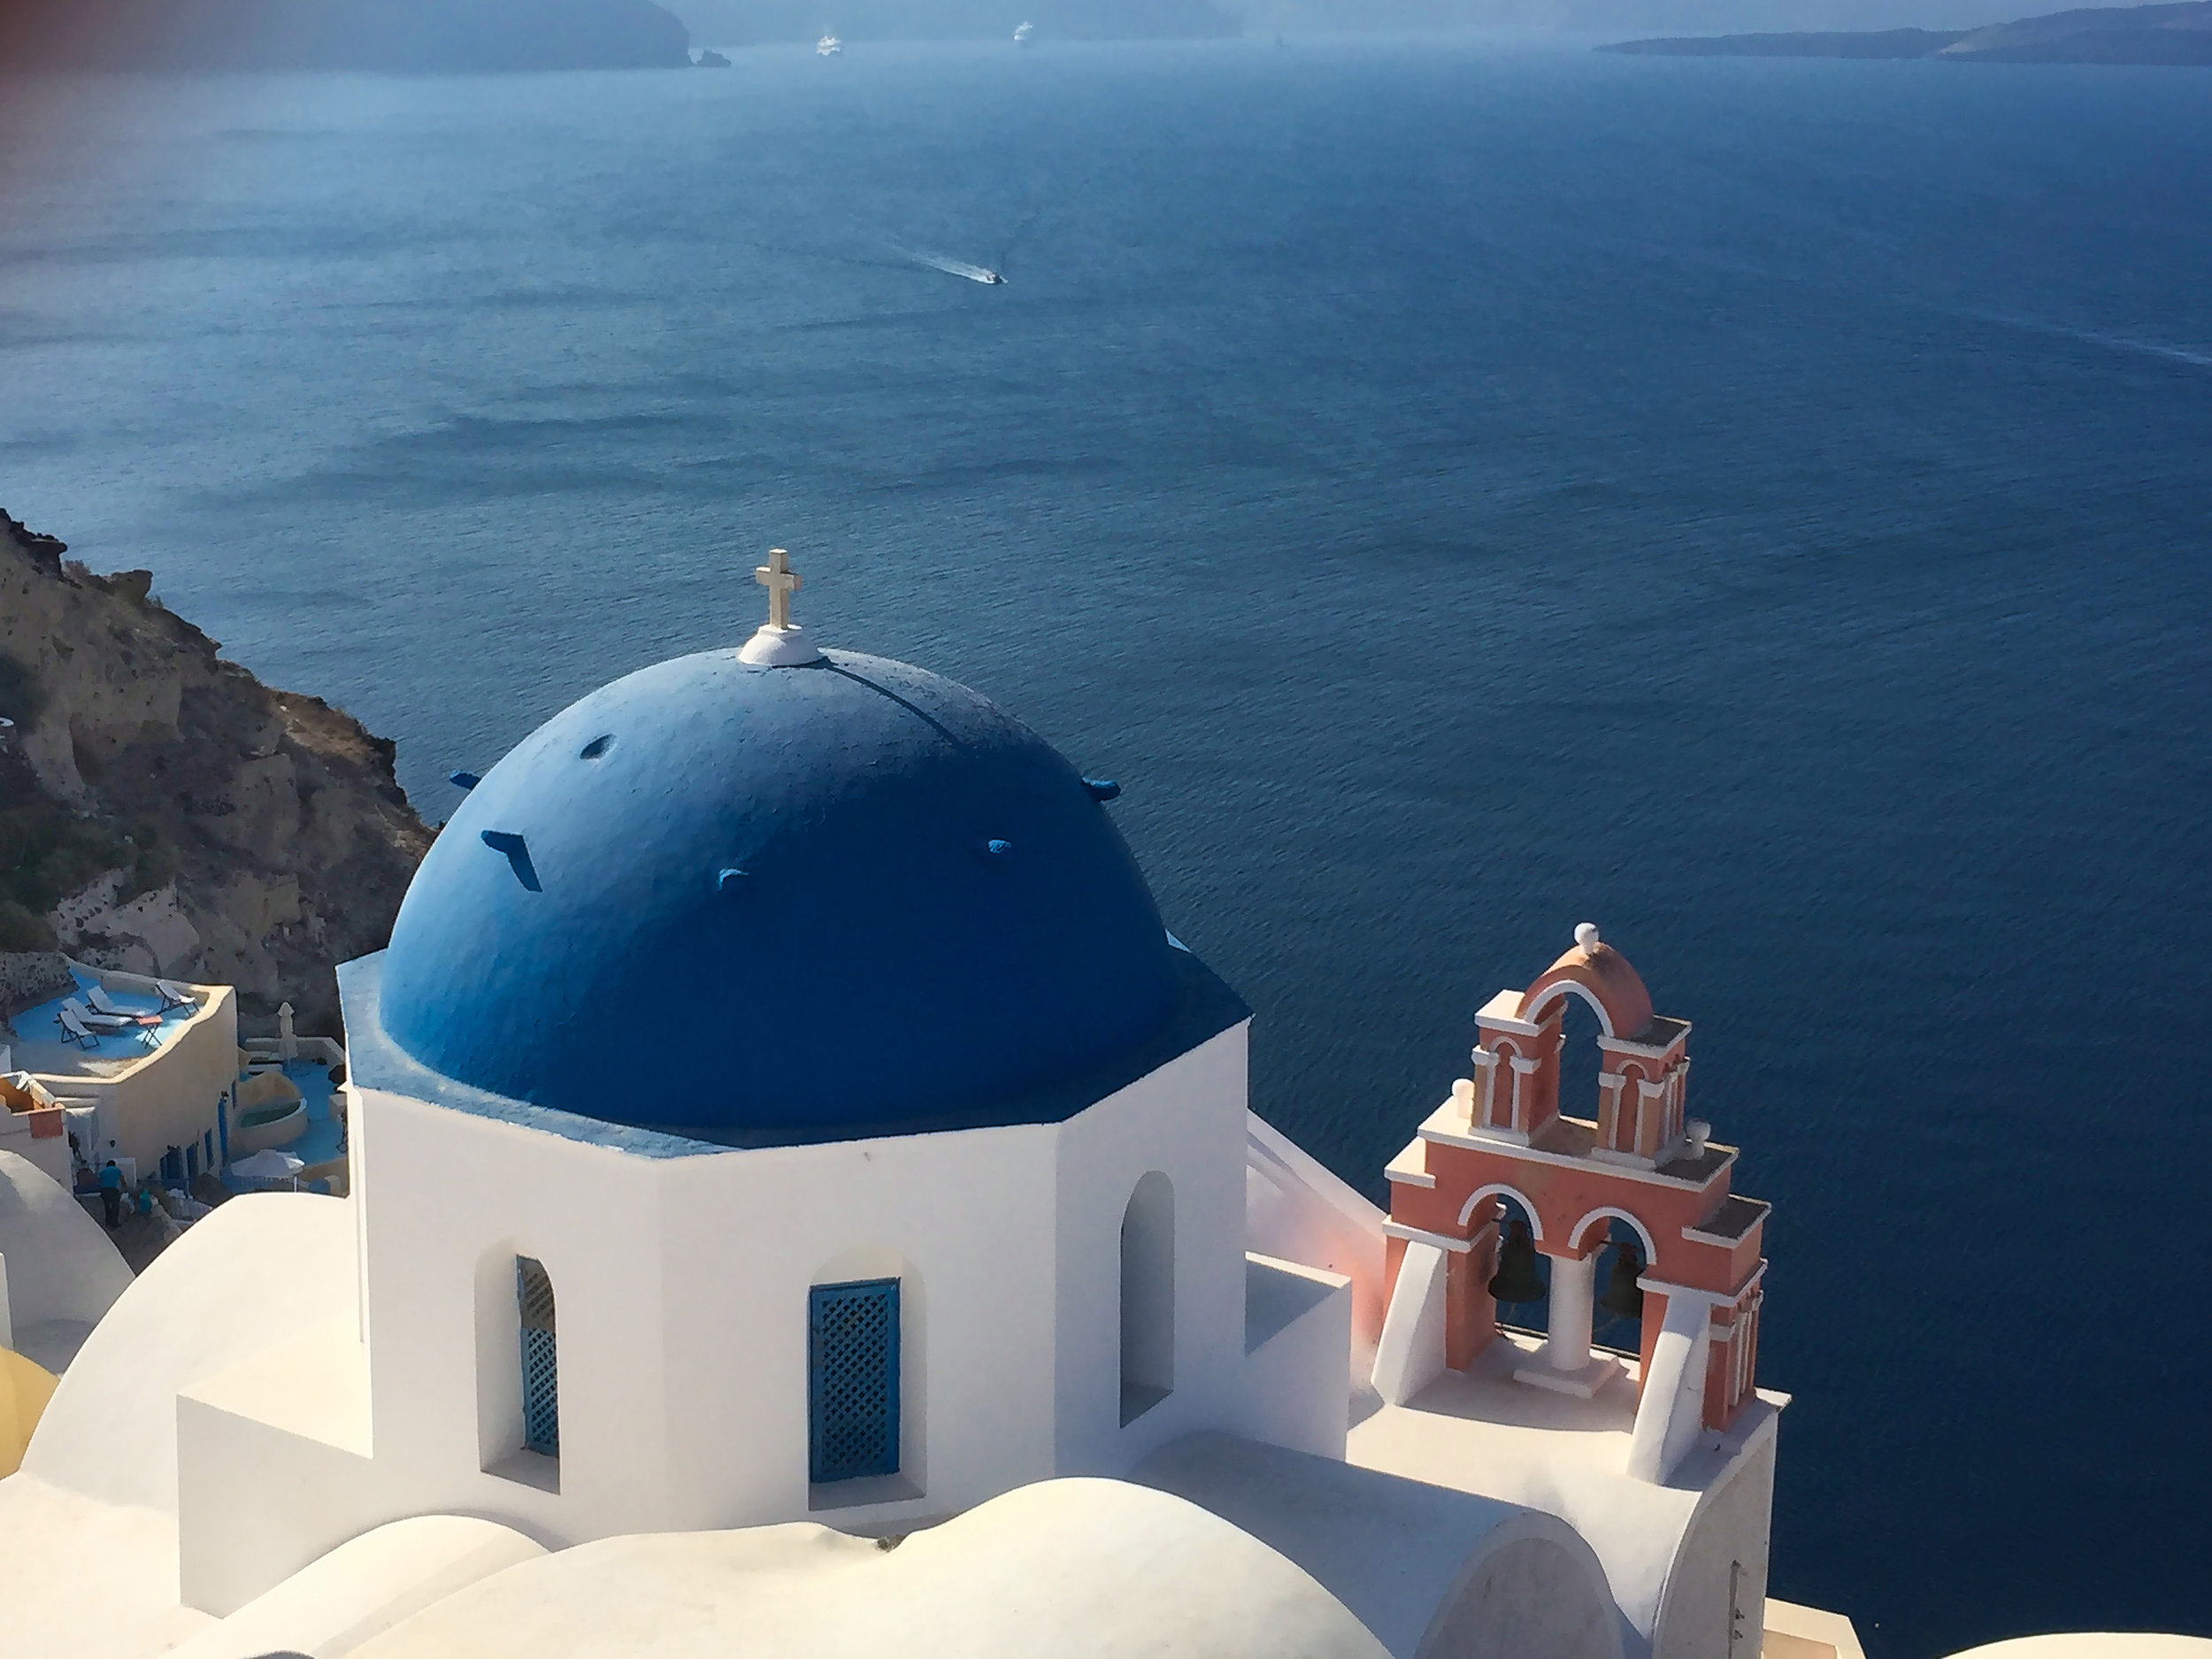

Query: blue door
[808,1279,899,1483]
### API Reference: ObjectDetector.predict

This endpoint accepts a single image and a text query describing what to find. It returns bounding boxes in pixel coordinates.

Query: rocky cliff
[0,509,431,1033]
[1938,0,2212,61]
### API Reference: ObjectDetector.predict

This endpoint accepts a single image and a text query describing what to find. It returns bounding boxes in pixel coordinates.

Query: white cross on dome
[739,545,826,666]
[756,547,801,630]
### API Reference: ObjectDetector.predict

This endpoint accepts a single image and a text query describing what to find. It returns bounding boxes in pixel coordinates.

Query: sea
[2,37,2208,1656]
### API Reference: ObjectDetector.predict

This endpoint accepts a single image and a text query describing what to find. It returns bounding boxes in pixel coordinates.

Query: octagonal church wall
[166,1011,1265,1614]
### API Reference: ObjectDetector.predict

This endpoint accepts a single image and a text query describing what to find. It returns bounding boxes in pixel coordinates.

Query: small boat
[1014,20,1034,42]
[817,33,842,55]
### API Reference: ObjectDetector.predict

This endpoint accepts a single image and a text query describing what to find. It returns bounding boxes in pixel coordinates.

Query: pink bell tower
[1378,925,1770,1480]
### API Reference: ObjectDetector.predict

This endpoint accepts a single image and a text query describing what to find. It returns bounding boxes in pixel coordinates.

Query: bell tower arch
[1376,924,1772,1485]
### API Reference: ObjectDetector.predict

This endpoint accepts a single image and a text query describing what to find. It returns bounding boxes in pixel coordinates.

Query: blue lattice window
[517,1256,559,1457]
[809,1279,899,1483]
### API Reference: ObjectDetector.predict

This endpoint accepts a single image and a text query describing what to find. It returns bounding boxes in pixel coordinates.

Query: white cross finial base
[739,624,826,666]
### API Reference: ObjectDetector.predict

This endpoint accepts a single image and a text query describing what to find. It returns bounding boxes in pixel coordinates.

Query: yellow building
[0,1348,58,1478]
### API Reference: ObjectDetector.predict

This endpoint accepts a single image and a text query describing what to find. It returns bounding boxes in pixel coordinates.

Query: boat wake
[1960,307,2212,372]
[900,247,1007,285]
[731,233,1019,289]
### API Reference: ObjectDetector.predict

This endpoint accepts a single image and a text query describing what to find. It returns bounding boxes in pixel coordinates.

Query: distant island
[0,0,692,72]
[1601,0,2212,64]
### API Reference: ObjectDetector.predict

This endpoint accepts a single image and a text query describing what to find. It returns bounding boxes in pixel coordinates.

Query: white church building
[0,557,1857,1659]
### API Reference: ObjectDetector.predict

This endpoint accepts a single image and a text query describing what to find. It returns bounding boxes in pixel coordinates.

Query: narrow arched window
[1120,1171,1174,1425]
[517,1256,559,1458]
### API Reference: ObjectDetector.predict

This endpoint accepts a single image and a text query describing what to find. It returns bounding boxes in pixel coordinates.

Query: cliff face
[1940,0,2212,59]
[0,510,431,1033]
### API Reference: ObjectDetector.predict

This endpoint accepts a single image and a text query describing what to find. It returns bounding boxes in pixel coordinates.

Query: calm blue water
[4,41,2209,1655]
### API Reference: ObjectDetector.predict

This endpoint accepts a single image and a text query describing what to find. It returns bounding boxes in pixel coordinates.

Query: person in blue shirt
[97,1160,122,1228]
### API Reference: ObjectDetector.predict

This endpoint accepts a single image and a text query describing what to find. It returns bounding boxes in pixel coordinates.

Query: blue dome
[377,649,1178,1139]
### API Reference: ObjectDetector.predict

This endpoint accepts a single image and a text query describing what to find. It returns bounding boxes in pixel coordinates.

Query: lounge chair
[86,985,137,1018]
[155,979,199,1010]
[56,1005,105,1048]
[63,998,134,1033]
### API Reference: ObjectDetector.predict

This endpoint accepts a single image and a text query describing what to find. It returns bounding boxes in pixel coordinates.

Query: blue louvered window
[517,1256,559,1457]
[809,1279,900,1483]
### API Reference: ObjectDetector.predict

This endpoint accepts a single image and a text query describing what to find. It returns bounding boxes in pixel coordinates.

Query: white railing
[240,1036,348,1069]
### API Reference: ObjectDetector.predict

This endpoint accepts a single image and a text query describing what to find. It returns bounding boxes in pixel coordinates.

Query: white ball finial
[1574,922,1601,953]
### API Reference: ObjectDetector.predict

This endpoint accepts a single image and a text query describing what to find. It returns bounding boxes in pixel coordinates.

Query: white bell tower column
[1546,1249,1596,1373]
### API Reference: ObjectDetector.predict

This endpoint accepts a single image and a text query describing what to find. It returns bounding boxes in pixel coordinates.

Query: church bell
[1487,1217,1545,1305]
[1600,1243,1645,1321]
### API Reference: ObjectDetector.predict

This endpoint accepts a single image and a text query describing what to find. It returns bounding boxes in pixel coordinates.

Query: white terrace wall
[1649,1416,1779,1659]
[0,1107,69,1188]
[0,1148,134,1360]
[27,1192,355,1518]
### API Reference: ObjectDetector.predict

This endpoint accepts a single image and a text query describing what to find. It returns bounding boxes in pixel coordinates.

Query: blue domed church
[88,557,1786,1659]
[163,555,1352,1592]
